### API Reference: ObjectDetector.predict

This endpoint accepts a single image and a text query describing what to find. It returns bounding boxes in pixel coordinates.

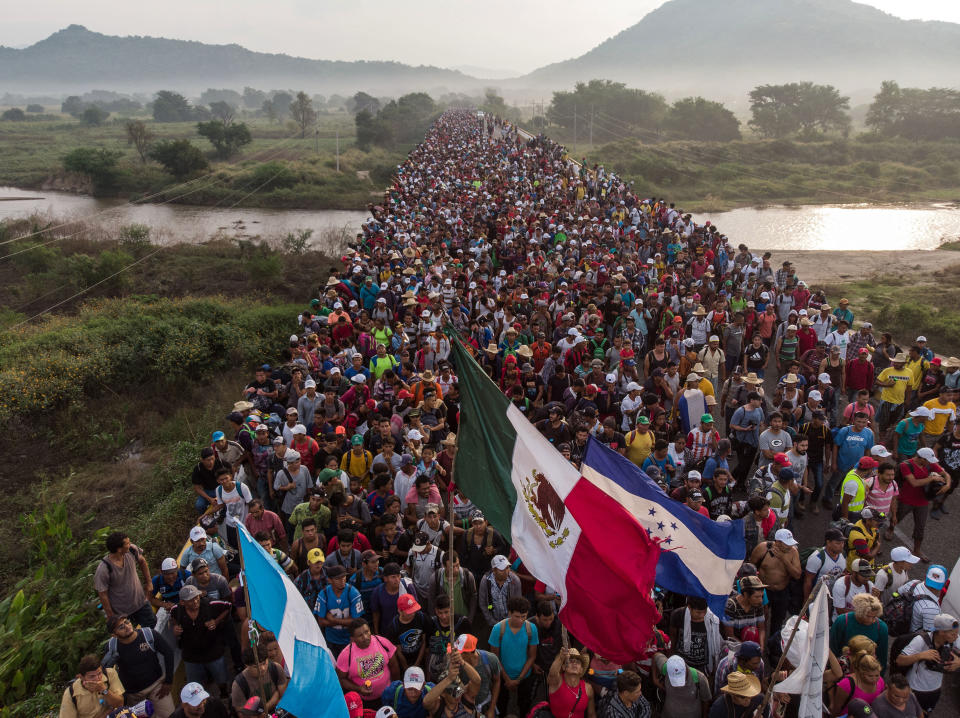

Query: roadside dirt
[769,248,959,286]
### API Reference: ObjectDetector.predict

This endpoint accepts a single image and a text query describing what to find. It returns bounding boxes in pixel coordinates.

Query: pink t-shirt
[336,636,397,700]
[864,476,899,515]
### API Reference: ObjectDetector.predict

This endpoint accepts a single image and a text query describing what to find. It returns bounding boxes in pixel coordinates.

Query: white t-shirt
[873,565,910,602]
[217,482,253,527]
[902,632,956,693]
[832,575,873,614]
[909,581,943,632]
[620,395,642,431]
[805,549,846,583]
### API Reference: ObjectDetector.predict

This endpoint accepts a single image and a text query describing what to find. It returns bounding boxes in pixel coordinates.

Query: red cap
[585,384,598,394]
[773,453,791,467]
[858,456,879,469]
[344,691,363,718]
[365,399,377,410]
[397,390,413,400]
[931,357,942,366]
[397,594,422,614]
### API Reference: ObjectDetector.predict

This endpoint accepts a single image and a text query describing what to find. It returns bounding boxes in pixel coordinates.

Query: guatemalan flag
[450,337,662,662]
[581,439,747,617]
[237,523,348,718]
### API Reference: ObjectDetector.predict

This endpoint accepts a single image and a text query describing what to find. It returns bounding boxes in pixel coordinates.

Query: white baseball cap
[916,447,937,462]
[407,429,423,441]
[491,555,510,570]
[161,557,178,571]
[916,336,927,342]
[926,565,948,590]
[808,389,822,401]
[890,546,920,564]
[181,682,210,707]
[818,373,832,384]
[189,526,206,542]
[404,666,426,690]
[774,529,798,546]
[666,655,687,687]
[626,382,642,392]
[292,424,307,435]
[871,445,892,458]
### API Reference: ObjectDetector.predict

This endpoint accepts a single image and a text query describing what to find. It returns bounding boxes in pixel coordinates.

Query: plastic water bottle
[129,699,154,717]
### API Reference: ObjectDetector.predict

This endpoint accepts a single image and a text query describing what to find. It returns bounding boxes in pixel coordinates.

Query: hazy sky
[4,0,960,74]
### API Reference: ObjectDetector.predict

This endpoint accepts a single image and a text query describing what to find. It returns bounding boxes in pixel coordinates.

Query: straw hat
[692,362,706,373]
[892,352,908,363]
[484,343,499,354]
[441,433,457,446]
[326,277,340,287]
[694,306,707,316]
[517,345,533,358]
[563,648,591,673]
[943,356,960,369]
[721,672,761,698]
[402,247,416,258]
[784,373,799,384]
[743,372,763,385]
[233,400,254,412]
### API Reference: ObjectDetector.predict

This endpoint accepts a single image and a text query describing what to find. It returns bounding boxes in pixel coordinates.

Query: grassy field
[540,127,960,211]
[0,112,402,209]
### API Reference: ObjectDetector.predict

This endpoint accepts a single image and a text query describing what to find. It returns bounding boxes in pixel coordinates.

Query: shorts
[184,655,229,686]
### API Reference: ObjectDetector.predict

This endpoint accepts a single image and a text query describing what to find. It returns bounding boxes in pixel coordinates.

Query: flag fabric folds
[774,582,830,718]
[580,439,746,617]
[450,337,662,662]
[237,523,348,718]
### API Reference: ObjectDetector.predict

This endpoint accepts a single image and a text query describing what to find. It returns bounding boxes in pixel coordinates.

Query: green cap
[310,298,320,307]
[637,416,650,425]
[351,434,364,446]
[316,468,339,484]
[700,413,714,423]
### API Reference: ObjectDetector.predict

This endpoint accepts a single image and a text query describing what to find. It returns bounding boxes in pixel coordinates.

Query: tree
[865,81,902,136]
[149,139,208,179]
[125,120,155,164]
[61,96,85,117]
[271,92,293,120]
[748,82,850,139]
[26,104,44,113]
[547,80,668,141]
[479,89,519,122]
[261,99,277,123]
[152,90,193,122]
[864,83,960,140]
[289,91,316,138]
[197,120,252,158]
[199,88,242,107]
[243,86,267,109]
[81,106,109,126]
[63,147,123,193]
[1,108,26,121]
[665,97,741,141]
[349,91,381,116]
[209,100,236,125]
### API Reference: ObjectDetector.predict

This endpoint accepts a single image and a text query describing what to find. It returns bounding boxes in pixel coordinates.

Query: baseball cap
[161,557,178,571]
[825,528,845,542]
[666,655,687,687]
[326,565,347,578]
[189,526,206,542]
[773,453,791,467]
[179,585,202,601]
[292,424,307,435]
[700,413,714,423]
[686,470,702,482]
[344,691,364,718]
[739,575,767,592]
[404,666,426,690]
[926,564,948,590]
[190,557,208,574]
[845,699,873,718]
[890,546,920,564]
[808,389,822,401]
[425,503,441,515]
[738,640,762,659]
[469,509,486,523]
[211,430,225,442]
[398,594,422,614]
[933,613,959,630]
[304,378,317,389]
[351,434,364,446]
[774,529,798,546]
[860,507,883,521]
[917,335,927,342]
[376,708,399,718]
[916,447,937,462]
[307,548,325,565]
[851,558,876,578]
[410,531,430,553]
[688,490,704,501]
[637,415,650,425]
[181,682,210,707]
[491,554,510,570]
[857,456,879,469]
[870,445,892,458]
[454,634,478,652]
[778,467,796,483]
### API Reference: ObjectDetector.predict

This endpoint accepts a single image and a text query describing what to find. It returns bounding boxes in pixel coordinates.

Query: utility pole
[315,128,319,154]
[573,104,577,154]
[590,104,594,148]
[335,129,340,172]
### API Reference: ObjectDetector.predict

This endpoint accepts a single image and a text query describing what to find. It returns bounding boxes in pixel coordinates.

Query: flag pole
[753,576,825,718]
[238,529,271,713]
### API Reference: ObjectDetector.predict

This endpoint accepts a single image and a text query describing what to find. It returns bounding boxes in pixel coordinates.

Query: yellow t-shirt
[923,398,957,436]
[877,367,912,405]
[905,358,928,390]
[625,429,655,467]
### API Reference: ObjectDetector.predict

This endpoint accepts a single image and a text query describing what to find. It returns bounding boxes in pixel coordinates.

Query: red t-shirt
[898,460,944,506]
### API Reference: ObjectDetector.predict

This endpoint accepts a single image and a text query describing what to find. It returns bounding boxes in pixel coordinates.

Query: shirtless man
[749,528,802,635]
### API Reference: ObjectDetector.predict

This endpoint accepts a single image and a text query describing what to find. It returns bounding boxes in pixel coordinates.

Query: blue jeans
[184,655,228,686]
[808,462,824,502]
[127,602,157,629]
[195,495,210,514]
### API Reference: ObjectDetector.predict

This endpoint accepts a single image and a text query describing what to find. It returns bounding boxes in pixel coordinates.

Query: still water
[0,186,369,253]
[3,187,960,251]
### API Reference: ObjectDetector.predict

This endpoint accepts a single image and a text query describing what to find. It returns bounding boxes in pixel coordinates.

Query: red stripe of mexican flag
[450,336,661,662]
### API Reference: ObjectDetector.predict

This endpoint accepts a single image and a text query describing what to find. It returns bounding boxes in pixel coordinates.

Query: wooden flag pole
[237,532,271,713]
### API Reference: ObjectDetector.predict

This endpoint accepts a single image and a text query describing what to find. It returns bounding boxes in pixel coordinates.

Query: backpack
[234,661,283,702]
[492,619,533,647]
[100,545,141,576]
[386,680,431,712]
[889,630,935,675]
[884,580,939,636]
[102,627,156,669]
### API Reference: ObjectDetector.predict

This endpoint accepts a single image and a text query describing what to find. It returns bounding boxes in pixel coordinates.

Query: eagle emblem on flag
[521,470,570,547]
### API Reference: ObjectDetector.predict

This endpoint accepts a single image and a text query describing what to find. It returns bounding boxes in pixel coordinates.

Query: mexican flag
[450,336,661,662]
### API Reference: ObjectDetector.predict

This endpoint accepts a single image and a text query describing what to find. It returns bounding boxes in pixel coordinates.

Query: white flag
[774,583,830,718]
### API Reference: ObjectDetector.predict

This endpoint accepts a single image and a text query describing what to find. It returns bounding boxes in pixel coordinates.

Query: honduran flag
[581,439,747,617]
[237,523,348,718]
[450,337,661,662]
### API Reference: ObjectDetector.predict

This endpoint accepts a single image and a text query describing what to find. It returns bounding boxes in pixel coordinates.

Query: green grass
[0,112,401,209]
[546,131,960,211]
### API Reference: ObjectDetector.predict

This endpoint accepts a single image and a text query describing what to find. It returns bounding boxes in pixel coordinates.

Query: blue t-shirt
[382,680,435,718]
[489,620,539,679]
[349,569,384,619]
[895,419,924,458]
[703,455,729,480]
[834,426,874,473]
[180,542,226,576]
[642,454,676,476]
[314,584,364,646]
[731,406,765,447]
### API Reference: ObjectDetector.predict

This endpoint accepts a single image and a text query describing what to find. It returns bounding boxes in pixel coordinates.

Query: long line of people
[70,110,960,718]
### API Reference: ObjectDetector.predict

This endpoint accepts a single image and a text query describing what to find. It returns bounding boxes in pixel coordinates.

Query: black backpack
[883,580,939,636]
[889,631,934,675]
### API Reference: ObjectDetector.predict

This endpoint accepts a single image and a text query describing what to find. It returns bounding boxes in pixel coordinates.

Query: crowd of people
[64,110,960,718]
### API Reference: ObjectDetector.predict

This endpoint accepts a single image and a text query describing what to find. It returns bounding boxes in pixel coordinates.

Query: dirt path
[766,248,959,286]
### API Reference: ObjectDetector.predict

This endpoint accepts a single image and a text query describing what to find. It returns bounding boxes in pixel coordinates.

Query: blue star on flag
[648,507,657,516]
[657,521,665,531]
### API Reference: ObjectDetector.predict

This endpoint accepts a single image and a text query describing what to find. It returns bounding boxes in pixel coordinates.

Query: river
[3,187,960,251]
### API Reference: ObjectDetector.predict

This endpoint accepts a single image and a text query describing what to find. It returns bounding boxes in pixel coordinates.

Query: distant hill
[520,0,960,103]
[0,25,483,97]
